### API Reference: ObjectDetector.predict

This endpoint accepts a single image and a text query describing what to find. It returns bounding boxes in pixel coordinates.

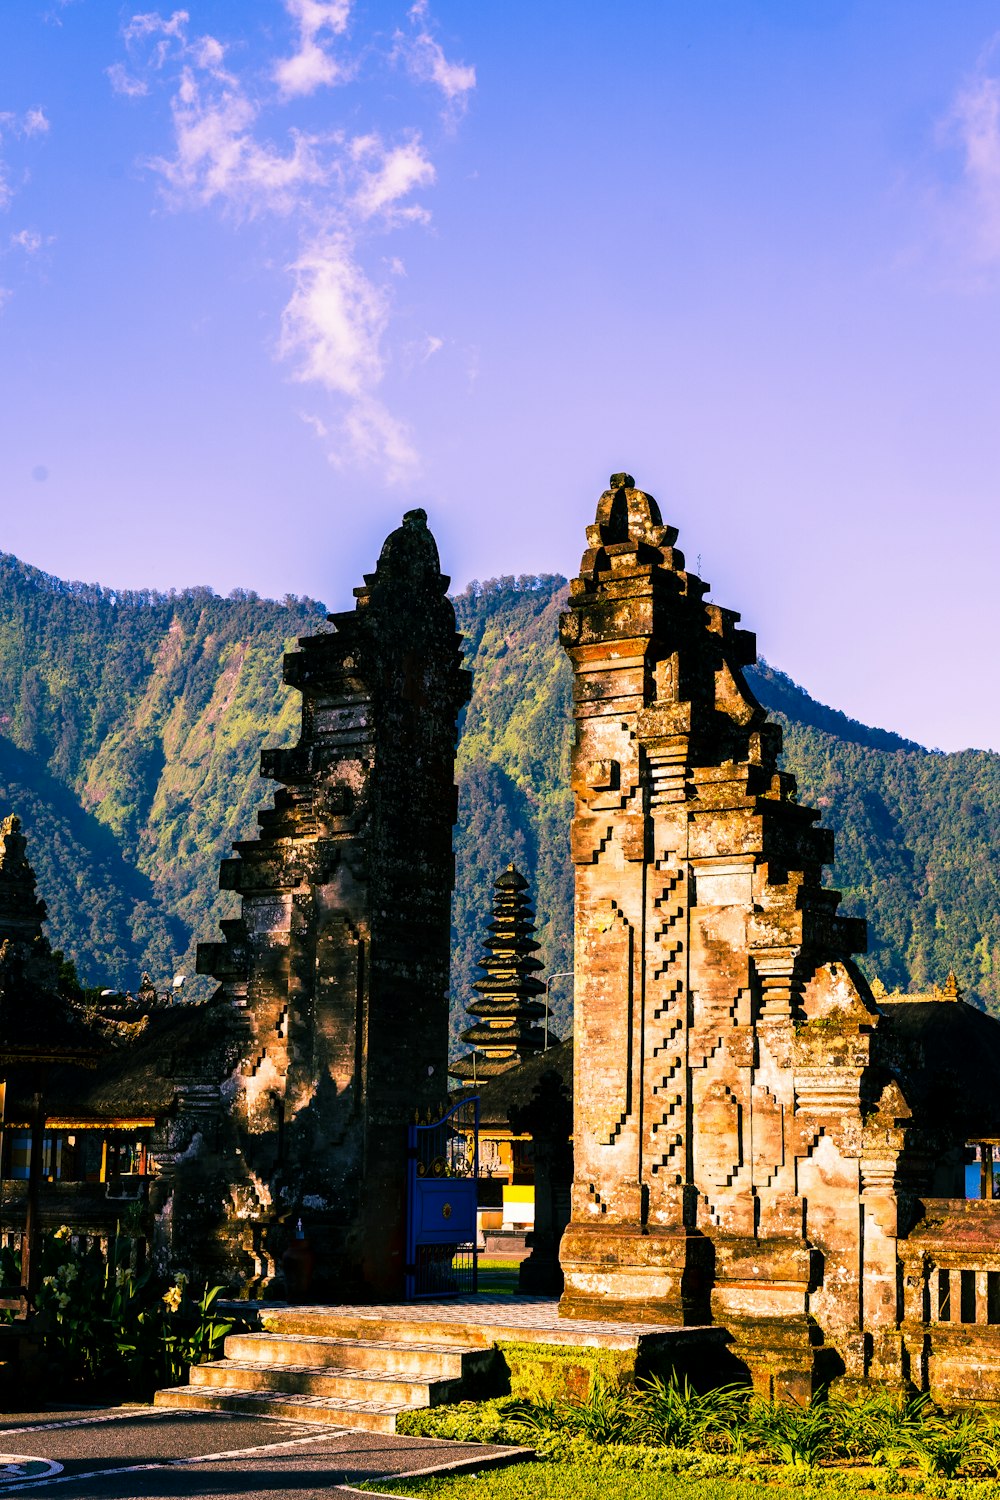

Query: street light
[543,971,573,1053]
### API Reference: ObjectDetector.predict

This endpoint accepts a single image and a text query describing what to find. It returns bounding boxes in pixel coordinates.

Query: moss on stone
[496,1339,637,1402]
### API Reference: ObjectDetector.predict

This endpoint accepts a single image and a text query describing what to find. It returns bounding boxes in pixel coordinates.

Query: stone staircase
[154,1317,503,1432]
[154,1298,721,1432]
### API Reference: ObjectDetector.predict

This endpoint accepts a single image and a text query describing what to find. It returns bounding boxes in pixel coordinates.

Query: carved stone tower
[558,475,867,1348]
[197,509,470,1299]
[451,863,546,1083]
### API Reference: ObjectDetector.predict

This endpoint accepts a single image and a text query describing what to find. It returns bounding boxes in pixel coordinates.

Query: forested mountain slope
[0,556,995,1043]
[0,553,324,995]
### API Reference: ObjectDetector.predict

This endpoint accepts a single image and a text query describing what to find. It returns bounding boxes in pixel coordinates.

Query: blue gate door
[406,1095,479,1299]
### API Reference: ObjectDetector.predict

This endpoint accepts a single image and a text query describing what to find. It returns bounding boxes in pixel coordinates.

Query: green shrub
[7,1228,232,1399]
[400,1374,1000,1483]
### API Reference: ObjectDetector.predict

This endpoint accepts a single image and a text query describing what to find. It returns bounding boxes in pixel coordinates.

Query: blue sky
[1,2,1000,751]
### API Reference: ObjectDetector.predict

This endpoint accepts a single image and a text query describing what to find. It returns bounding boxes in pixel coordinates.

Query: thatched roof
[4,998,238,1126]
[875,997,1000,1140]
[463,1037,572,1130]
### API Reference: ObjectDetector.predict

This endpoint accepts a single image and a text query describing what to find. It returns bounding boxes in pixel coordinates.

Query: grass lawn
[474,1258,521,1295]
[359,1464,929,1500]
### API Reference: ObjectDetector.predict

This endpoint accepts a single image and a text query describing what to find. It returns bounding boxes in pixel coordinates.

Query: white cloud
[396,3,475,116]
[275,0,353,100]
[275,41,341,99]
[142,38,330,218]
[280,234,387,398]
[10,229,43,253]
[0,107,51,146]
[107,62,149,98]
[125,10,190,48]
[352,133,434,221]
[280,235,417,480]
[947,69,1000,262]
[341,396,418,482]
[117,4,471,480]
[122,11,328,218]
[0,108,52,217]
[299,410,329,439]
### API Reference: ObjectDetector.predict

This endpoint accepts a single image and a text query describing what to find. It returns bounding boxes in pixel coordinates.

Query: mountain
[0,553,325,997]
[0,555,996,1043]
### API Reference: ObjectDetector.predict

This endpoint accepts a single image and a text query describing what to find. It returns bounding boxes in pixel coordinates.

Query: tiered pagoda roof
[452,864,548,1082]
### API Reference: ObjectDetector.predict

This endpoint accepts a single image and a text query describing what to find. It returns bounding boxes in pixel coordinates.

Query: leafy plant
[897,1411,980,1478]
[29,1227,231,1398]
[628,1375,750,1451]
[400,1382,1000,1482]
[747,1397,834,1469]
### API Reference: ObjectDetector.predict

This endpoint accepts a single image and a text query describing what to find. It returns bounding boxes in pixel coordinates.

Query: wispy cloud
[945,65,1000,263]
[10,229,44,254]
[280,234,387,398]
[21,109,50,137]
[351,132,435,222]
[280,235,417,479]
[395,0,476,119]
[154,73,328,219]
[107,62,150,98]
[0,107,52,305]
[117,5,472,478]
[274,0,353,100]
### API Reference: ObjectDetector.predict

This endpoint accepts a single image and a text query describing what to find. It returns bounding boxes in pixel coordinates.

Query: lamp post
[543,972,573,1053]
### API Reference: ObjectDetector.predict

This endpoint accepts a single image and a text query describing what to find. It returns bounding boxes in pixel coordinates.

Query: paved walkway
[275,1295,685,1339]
[0,1407,528,1499]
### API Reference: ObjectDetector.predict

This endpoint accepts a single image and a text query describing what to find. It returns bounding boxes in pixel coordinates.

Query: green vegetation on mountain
[0,555,995,1041]
[0,553,324,996]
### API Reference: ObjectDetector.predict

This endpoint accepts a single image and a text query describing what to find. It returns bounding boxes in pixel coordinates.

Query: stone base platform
[155,1297,728,1430]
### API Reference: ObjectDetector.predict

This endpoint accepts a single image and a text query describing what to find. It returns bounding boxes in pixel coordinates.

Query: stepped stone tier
[154,1299,727,1428]
[451,864,547,1082]
[194,509,470,1300]
[556,473,1000,1398]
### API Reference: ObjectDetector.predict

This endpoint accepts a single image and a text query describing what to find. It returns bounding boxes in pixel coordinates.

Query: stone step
[224,1331,493,1381]
[190,1357,463,1407]
[262,1310,499,1350]
[154,1384,406,1433]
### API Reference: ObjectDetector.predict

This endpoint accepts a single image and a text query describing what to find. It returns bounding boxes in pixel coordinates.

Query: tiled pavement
[274,1295,687,1340]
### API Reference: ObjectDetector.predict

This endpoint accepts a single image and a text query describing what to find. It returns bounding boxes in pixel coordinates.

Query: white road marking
[0,1462,63,1485]
[0,1428,350,1492]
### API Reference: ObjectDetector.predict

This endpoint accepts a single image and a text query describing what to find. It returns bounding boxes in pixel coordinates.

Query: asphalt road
[0,1408,528,1499]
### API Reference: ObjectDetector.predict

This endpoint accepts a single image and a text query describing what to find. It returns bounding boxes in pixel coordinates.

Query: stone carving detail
[190,509,470,1298]
[558,473,873,1354]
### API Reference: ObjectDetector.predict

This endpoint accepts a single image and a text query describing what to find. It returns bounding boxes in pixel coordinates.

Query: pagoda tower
[452,864,547,1082]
